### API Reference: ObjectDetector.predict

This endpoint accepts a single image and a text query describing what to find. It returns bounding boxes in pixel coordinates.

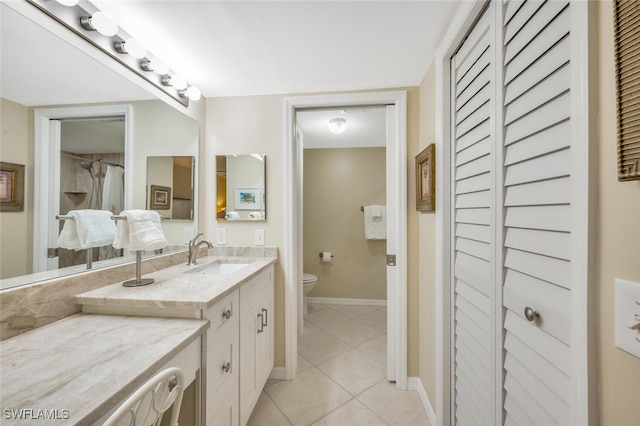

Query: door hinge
[48,248,58,258]
[387,255,396,266]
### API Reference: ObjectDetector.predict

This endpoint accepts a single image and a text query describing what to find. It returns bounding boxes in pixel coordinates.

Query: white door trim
[283,91,408,387]
[33,104,133,273]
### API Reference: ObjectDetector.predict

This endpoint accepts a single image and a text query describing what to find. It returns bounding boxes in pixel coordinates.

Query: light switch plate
[216,228,227,245]
[614,278,640,358]
[255,229,265,246]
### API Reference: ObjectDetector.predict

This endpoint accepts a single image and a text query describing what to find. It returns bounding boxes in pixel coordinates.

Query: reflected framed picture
[235,187,262,210]
[0,161,25,212]
[150,185,171,210]
[416,144,435,212]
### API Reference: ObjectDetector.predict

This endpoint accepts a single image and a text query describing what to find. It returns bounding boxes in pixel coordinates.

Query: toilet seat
[303,273,317,283]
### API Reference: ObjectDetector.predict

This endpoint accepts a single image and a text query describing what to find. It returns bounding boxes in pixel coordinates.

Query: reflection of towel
[364,205,387,240]
[249,211,263,220]
[102,165,124,214]
[225,211,240,220]
[113,210,167,251]
[57,210,116,250]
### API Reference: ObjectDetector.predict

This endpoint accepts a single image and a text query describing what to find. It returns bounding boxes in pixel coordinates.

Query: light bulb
[56,0,79,6]
[185,86,201,101]
[328,117,347,134]
[151,59,169,75]
[90,11,118,36]
[122,38,146,59]
[171,75,187,90]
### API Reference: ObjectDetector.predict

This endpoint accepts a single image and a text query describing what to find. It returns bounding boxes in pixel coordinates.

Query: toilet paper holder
[319,252,335,258]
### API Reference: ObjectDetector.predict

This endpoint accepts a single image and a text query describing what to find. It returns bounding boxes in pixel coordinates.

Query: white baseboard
[408,377,436,426]
[268,367,286,380]
[307,297,387,307]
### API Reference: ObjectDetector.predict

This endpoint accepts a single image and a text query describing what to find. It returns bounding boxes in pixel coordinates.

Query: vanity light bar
[27,0,199,107]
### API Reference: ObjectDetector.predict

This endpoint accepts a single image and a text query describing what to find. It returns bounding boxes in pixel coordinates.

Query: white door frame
[33,104,133,273]
[434,1,596,425]
[284,91,408,388]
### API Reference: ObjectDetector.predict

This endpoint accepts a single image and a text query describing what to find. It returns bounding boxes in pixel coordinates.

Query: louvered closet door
[501,1,573,425]
[451,4,496,425]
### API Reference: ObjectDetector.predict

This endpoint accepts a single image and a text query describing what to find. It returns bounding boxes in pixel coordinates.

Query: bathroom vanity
[74,253,277,426]
[0,314,207,425]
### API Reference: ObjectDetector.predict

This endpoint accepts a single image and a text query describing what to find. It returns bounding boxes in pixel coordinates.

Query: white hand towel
[249,211,263,219]
[364,205,387,240]
[57,210,116,250]
[102,165,124,215]
[113,210,168,251]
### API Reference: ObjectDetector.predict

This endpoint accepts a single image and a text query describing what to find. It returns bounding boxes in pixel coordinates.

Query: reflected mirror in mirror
[0,4,199,290]
[147,156,194,220]
[216,155,266,221]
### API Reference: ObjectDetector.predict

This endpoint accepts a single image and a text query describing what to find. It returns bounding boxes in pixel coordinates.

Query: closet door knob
[524,307,539,322]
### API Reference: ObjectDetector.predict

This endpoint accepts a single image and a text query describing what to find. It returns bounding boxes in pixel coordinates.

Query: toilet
[302,273,318,315]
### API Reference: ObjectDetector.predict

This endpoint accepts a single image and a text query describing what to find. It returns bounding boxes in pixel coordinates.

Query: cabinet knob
[222,362,231,373]
[222,309,232,320]
[524,307,539,322]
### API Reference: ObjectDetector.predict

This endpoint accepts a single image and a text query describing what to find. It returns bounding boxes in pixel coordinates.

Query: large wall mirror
[0,3,199,290]
[216,155,266,221]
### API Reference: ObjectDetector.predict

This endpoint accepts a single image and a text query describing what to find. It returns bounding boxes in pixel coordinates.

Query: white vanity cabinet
[204,289,240,426]
[239,268,275,425]
[205,267,274,426]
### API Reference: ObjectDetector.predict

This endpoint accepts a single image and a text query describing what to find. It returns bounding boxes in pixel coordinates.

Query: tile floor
[247,303,429,426]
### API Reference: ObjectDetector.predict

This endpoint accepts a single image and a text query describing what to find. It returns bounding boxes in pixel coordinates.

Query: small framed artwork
[234,187,262,210]
[416,144,435,212]
[0,161,25,212]
[150,185,172,210]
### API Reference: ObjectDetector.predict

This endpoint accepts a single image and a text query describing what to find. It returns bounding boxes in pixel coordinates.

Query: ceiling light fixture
[114,38,146,59]
[80,11,118,37]
[30,0,201,106]
[328,117,347,134]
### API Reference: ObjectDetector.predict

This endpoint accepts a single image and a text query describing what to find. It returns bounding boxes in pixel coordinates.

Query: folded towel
[113,210,168,251]
[364,205,387,240]
[57,210,116,250]
[225,211,240,220]
[249,211,263,219]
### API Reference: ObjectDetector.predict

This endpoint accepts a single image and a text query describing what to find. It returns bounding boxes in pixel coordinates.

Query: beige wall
[596,1,640,424]
[303,147,386,300]
[206,87,421,373]
[0,98,32,279]
[417,62,437,403]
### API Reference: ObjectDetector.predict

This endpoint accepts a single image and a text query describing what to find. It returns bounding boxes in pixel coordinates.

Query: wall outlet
[615,278,640,358]
[216,228,227,245]
[255,229,265,246]
[183,227,194,244]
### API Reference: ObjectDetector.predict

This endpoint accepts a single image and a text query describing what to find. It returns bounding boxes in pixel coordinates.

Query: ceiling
[92,0,462,98]
[297,107,387,149]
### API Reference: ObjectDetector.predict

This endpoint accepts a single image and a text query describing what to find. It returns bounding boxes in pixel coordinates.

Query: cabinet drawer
[206,323,239,422]
[205,289,239,335]
[208,382,239,426]
[240,268,273,316]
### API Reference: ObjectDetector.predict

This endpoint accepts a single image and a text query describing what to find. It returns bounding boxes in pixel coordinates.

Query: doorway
[33,104,132,274]
[283,91,408,388]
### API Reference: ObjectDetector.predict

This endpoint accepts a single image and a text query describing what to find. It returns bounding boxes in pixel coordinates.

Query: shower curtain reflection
[59,153,125,268]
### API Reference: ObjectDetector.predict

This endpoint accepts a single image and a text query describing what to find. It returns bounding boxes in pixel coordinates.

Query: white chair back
[103,367,185,426]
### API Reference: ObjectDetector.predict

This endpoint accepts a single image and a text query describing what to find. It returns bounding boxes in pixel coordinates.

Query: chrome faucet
[187,233,213,265]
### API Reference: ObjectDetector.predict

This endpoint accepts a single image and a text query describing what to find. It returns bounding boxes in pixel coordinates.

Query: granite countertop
[0,313,208,425]
[74,255,277,310]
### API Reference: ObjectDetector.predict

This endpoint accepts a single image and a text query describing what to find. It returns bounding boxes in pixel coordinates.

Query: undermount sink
[185,260,253,275]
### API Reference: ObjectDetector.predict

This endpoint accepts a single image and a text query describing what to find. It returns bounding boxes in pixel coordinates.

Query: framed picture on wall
[0,161,25,212]
[150,185,171,210]
[234,187,262,210]
[415,144,435,212]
